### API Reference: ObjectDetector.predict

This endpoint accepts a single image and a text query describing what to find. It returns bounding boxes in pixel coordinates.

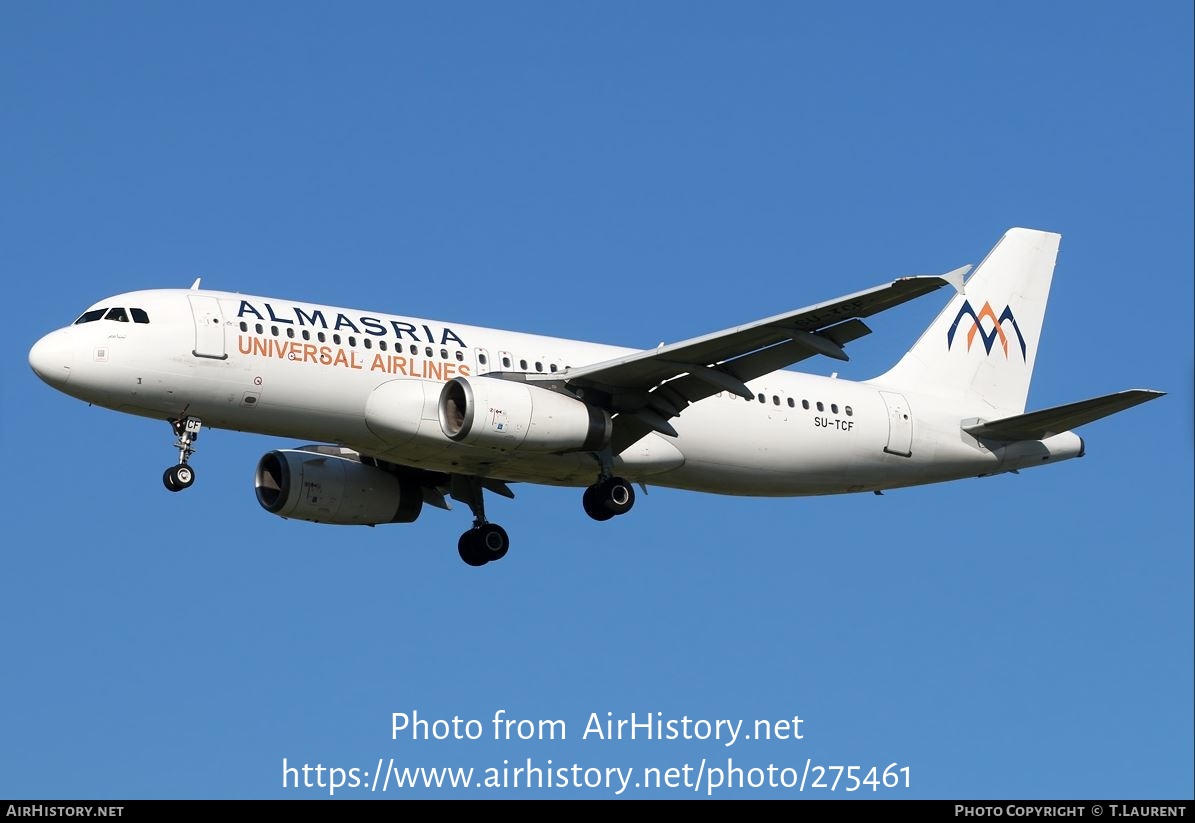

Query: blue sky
[2,1,1191,799]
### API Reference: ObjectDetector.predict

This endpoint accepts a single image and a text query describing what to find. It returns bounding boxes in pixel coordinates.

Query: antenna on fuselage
[189,277,202,290]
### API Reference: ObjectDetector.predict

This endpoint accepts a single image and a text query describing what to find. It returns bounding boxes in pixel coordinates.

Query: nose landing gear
[163,415,202,492]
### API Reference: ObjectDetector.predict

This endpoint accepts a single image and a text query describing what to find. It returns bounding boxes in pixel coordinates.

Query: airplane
[28,227,1163,566]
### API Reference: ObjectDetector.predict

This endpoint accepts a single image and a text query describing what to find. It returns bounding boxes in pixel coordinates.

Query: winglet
[189,277,203,290]
[940,264,970,296]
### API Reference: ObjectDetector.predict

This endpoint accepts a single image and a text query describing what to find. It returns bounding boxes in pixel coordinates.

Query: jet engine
[255,447,423,525]
[438,376,611,453]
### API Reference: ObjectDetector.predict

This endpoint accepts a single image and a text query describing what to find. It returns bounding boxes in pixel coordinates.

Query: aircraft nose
[29,330,74,387]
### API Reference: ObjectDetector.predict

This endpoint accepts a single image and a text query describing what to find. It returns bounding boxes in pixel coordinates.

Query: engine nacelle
[255,447,423,525]
[438,376,611,453]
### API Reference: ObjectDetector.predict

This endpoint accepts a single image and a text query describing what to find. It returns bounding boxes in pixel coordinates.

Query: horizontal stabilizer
[963,390,1164,441]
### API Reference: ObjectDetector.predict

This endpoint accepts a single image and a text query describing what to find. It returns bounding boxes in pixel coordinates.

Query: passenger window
[787,397,795,408]
[239,321,248,332]
[317,331,326,343]
[757,394,765,403]
[131,308,150,324]
[816,402,824,412]
[104,308,129,322]
[379,340,387,352]
[479,353,488,365]
[286,327,295,339]
[440,348,448,360]
[333,334,341,344]
[302,330,311,341]
[256,323,264,334]
[831,404,838,414]
[348,336,357,346]
[455,351,464,362]
[520,359,528,370]
[802,400,810,410]
[74,309,107,324]
[364,338,372,349]
[845,406,853,417]
[535,361,543,372]
[271,326,279,336]
[425,346,433,357]
[502,356,511,368]
[410,345,418,355]
[549,363,558,373]
[772,395,780,406]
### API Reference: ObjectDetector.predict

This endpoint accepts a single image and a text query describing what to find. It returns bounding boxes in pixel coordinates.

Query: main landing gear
[582,475,635,522]
[163,415,202,492]
[453,475,511,567]
[458,523,510,568]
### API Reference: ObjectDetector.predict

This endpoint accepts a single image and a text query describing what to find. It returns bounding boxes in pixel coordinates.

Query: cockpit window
[104,307,129,322]
[131,308,149,324]
[74,309,106,324]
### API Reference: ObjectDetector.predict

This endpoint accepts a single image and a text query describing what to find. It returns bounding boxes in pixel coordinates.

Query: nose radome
[29,330,74,387]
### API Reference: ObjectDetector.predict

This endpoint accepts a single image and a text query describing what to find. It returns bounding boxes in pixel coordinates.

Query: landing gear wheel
[601,477,635,516]
[582,485,615,521]
[457,524,510,566]
[457,531,488,567]
[477,523,509,562]
[583,477,635,520]
[163,464,195,492]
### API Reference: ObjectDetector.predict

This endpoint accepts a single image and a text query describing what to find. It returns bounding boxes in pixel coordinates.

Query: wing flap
[963,390,1165,441]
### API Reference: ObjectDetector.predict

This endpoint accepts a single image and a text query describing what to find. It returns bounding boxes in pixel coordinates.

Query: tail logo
[946,300,1028,360]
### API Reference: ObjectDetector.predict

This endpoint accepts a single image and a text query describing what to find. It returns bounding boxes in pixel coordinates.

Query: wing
[526,266,969,451]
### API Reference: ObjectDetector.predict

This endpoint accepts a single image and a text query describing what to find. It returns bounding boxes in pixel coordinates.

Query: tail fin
[873,227,1061,417]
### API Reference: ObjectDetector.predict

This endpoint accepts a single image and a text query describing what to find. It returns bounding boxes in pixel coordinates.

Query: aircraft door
[879,391,913,457]
[188,295,227,360]
[474,347,491,375]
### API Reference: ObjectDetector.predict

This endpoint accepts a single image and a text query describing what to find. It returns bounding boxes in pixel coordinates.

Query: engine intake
[439,376,611,453]
[255,447,422,525]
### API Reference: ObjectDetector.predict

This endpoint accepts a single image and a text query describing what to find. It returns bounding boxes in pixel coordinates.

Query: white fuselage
[29,288,1081,496]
